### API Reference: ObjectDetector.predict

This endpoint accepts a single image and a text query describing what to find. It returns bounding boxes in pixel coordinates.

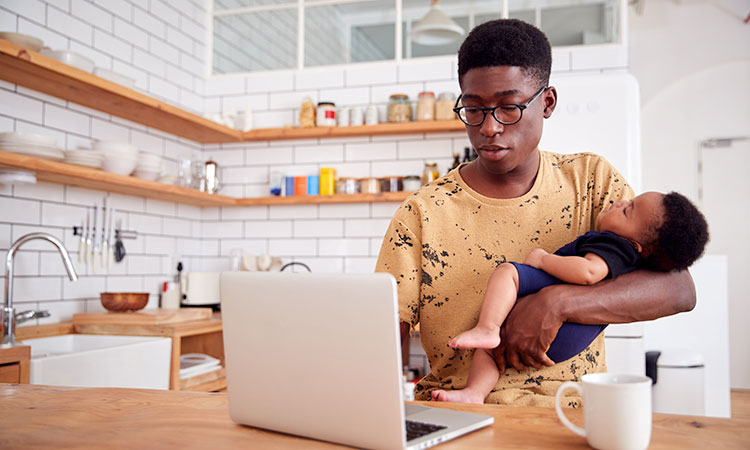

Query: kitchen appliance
[180,272,221,307]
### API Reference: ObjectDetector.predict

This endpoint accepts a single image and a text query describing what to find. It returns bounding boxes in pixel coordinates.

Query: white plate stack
[134,152,162,181]
[179,353,221,379]
[0,131,64,161]
[94,140,139,176]
[64,147,103,168]
[40,49,95,73]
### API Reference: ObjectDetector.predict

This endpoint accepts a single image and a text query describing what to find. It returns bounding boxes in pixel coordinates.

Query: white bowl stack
[94,140,139,176]
[64,147,103,168]
[134,152,163,181]
[0,131,64,161]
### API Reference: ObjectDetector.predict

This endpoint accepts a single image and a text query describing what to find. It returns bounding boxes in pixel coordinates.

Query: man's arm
[499,269,696,370]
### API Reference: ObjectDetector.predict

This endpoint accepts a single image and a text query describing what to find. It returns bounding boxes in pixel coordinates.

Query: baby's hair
[457,19,551,88]
[642,192,709,271]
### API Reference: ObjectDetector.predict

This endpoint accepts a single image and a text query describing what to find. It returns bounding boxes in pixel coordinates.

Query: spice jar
[403,175,421,191]
[416,91,435,121]
[359,177,381,194]
[379,176,403,192]
[435,92,457,120]
[316,101,336,127]
[337,177,359,194]
[422,162,439,185]
[387,94,411,123]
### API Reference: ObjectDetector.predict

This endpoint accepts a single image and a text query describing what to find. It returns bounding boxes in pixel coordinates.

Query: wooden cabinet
[0,345,30,384]
[74,316,225,392]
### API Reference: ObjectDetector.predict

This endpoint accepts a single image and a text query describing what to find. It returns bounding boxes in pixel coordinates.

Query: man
[375,19,695,406]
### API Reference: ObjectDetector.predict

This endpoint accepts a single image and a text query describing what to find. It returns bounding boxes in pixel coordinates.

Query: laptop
[220,271,493,450]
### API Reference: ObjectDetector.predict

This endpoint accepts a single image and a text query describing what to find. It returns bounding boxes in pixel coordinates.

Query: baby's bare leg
[432,349,499,404]
[449,263,520,349]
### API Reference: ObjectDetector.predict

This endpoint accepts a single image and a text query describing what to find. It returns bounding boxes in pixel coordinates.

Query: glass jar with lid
[435,92,457,121]
[379,176,403,192]
[316,101,336,127]
[387,94,412,123]
[416,91,435,121]
[359,177,381,194]
[422,162,440,185]
[403,175,421,191]
[337,177,359,194]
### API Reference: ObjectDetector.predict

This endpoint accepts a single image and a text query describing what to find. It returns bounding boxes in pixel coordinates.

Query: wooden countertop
[1,384,748,449]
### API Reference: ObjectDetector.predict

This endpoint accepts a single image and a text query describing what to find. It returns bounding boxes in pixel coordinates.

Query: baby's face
[598,192,665,250]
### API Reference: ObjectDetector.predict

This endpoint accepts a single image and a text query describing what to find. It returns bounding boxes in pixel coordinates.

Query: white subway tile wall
[0,0,626,326]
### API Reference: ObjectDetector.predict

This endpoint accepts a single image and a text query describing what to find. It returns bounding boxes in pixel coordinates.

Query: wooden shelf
[0,151,237,207]
[241,119,465,142]
[0,39,241,144]
[235,190,411,206]
[0,39,465,144]
[0,151,413,206]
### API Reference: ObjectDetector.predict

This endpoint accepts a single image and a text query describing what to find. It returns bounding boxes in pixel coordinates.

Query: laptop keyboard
[405,420,447,441]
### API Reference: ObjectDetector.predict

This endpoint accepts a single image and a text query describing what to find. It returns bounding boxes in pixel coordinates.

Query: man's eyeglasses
[453,86,549,127]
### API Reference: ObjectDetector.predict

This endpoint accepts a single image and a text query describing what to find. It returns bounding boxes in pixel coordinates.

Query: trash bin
[645,348,705,416]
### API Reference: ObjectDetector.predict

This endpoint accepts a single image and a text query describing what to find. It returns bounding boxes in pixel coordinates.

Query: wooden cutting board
[73,308,213,326]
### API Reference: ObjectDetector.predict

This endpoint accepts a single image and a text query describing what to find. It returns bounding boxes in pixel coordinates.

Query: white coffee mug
[556,373,652,450]
[365,105,379,125]
[350,106,364,126]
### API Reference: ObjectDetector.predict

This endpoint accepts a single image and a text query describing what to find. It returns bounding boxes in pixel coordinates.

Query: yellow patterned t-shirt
[375,151,634,407]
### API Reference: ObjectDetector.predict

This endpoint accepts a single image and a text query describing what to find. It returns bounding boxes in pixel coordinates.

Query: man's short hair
[457,19,552,88]
[642,192,710,272]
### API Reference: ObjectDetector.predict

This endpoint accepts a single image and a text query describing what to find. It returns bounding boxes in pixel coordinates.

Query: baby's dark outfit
[509,230,641,363]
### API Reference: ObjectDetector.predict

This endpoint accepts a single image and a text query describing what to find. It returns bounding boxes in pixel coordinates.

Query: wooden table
[1,384,747,449]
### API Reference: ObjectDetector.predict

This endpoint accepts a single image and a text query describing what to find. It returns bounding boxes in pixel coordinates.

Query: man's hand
[523,248,548,269]
[497,288,560,370]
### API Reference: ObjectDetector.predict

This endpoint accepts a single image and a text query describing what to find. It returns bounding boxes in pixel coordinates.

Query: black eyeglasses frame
[453,86,549,127]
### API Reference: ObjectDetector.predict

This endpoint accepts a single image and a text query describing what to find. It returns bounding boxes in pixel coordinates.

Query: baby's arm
[524,249,609,286]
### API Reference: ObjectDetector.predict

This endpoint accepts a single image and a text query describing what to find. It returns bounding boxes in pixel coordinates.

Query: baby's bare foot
[449,326,500,349]
[431,389,485,404]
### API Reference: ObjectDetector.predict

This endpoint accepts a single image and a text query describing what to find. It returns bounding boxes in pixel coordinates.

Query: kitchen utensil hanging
[72,203,136,268]
[114,219,128,263]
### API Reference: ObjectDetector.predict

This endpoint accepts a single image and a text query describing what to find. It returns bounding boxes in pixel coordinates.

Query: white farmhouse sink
[20,334,171,389]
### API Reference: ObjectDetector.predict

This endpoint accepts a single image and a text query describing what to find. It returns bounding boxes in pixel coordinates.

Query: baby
[432,191,709,404]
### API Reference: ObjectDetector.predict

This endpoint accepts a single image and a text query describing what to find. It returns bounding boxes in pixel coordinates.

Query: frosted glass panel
[213,10,298,73]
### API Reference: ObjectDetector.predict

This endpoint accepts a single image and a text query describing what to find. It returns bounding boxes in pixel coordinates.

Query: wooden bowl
[100,292,149,312]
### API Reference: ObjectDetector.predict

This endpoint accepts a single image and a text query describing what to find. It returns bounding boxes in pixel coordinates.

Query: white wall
[629,0,750,390]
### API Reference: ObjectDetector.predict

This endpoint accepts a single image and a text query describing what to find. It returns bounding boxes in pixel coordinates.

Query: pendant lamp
[411,0,464,46]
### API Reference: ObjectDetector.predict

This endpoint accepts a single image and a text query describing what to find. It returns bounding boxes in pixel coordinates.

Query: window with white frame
[210,0,622,74]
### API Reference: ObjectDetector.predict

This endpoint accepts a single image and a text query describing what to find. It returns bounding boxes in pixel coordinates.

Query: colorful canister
[294,176,307,195]
[320,167,336,195]
[284,176,295,196]
[307,175,320,195]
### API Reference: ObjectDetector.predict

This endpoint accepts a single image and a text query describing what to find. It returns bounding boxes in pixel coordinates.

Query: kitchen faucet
[2,233,78,347]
